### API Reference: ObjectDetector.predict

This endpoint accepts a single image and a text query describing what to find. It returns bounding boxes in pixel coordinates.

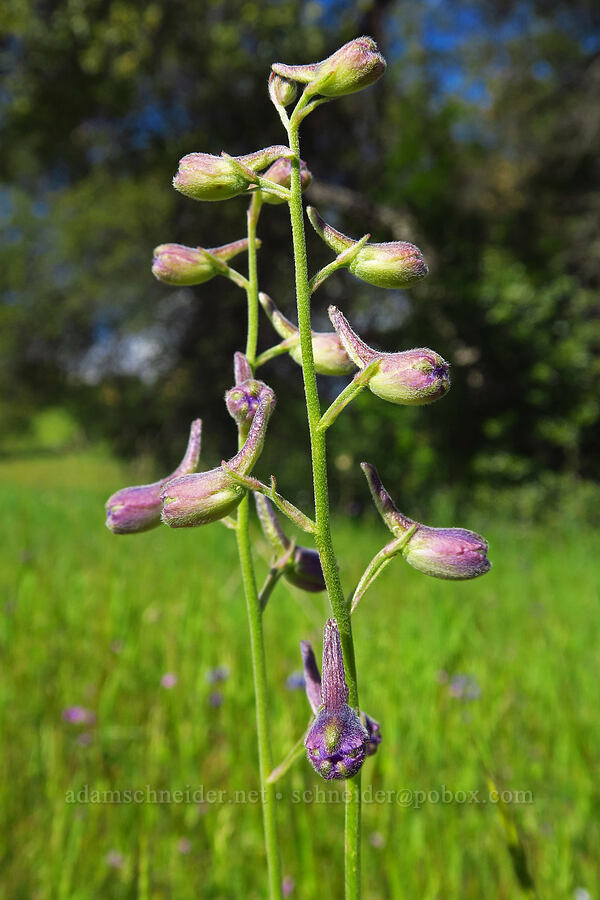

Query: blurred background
[1,1,599,897]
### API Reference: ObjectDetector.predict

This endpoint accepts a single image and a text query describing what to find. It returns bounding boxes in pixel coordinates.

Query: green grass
[0,452,598,898]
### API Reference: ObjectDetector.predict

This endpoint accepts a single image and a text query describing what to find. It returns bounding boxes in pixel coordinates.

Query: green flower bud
[329,306,450,406]
[152,238,252,286]
[261,158,312,206]
[259,292,355,376]
[307,207,428,289]
[361,463,491,581]
[173,145,292,202]
[271,73,298,107]
[161,395,274,527]
[272,36,386,99]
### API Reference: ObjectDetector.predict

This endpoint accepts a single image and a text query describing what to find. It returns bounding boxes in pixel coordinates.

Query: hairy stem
[287,103,362,900]
[235,193,282,899]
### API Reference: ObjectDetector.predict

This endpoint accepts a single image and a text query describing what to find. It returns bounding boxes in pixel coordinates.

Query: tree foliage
[1,0,598,502]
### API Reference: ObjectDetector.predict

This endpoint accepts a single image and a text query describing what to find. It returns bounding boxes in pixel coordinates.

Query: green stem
[235,193,282,899]
[255,337,298,369]
[287,103,362,900]
[245,193,262,367]
[236,498,282,899]
[317,360,380,432]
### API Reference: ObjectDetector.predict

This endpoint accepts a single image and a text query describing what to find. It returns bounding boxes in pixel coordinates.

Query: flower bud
[261,158,312,206]
[360,711,382,756]
[161,395,274,527]
[226,353,276,433]
[254,494,326,593]
[105,419,202,534]
[152,238,252,286]
[361,462,491,580]
[271,73,298,107]
[402,526,491,581]
[304,621,369,780]
[329,306,450,405]
[307,207,428,289]
[173,145,292,202]
[272,37,386,99]
[259,293,355,376]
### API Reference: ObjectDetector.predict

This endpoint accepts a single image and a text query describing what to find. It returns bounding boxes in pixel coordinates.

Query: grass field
[1,451,598,898]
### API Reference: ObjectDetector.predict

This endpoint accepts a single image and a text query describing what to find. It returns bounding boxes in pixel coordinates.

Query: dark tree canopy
[1,0,598,507]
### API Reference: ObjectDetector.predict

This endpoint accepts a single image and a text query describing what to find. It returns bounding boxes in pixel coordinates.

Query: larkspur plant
[104,36,491,900]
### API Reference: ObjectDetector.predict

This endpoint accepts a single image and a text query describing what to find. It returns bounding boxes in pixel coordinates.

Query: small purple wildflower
[448,674,481,701]
[62,706,96,726]
[286,671,306,691]
[177,838,192,854]
[369,831,386,849]
[205,665,230,684]
[106,850,124,869]
[161,672,178,689]
[282,875,295,896]
[76,731,93,747]
[209,690,223,707]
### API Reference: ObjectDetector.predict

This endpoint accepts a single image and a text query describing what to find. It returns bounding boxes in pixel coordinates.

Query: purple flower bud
[173,145,292,202]
[225,353,276,433]
[105,419,202,534]
[403,526,491,581]
[300,640,323,714]
[261,158,312,205]
[304,620,369,780]
[272,36,386,99]
[330,307,450,406]
[259,293,354,376]
[254,494,326,592]
[161,395,273,527]
[361,462,491,580]
[152,238,252,286]
[307,207,428,289]
[271,73,298,107]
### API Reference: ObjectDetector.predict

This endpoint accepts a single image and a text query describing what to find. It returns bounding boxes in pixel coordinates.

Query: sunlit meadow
[1,446,598,898]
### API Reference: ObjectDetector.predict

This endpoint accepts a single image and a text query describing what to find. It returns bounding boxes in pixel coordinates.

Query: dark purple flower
[304,620,369,780]
[209,691,224,708]
[254,494,326,593]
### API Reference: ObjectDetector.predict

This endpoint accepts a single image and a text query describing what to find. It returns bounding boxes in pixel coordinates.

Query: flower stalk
[285,93,363,900]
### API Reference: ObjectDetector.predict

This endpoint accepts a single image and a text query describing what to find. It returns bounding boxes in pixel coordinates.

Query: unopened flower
[362,462,491,580]
[255,493,326,592]
[272,36,386,99]
[307,207,427,289]
[303,621,370,780]
[160,672,177,689]
[329,306,450,405]
[259,292,354,376]
[152,238,252,286]
[225,352,276,433]
[105,419,202,534]
[173,145,292,202]
[261,158,311,205]
[271,73,298,107]
[161,395,274,527]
